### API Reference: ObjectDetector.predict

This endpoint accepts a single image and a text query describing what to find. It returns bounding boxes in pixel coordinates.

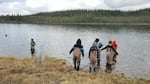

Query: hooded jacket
[69,39,84,56]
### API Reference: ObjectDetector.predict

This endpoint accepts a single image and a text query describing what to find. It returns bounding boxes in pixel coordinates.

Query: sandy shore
[0,56,150,84]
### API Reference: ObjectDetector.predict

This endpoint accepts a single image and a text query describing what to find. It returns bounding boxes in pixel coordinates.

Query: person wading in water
[69,39,84,71]
[92,38,103,66]
[112,40,118,64]
[89,46,98,72]
[31,38,36,57]
[101,41,118,73]
[89,38,103,72]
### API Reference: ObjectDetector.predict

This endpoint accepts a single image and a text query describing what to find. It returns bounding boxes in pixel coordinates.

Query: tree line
[0,8,150,25]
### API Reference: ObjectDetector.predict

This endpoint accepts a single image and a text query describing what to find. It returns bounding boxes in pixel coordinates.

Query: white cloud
[0,0,24,3]
[118,3,150,11]
[103,0,150,8]
[0,2,22,15]
[0,0,150,15]
[26,0,47,9]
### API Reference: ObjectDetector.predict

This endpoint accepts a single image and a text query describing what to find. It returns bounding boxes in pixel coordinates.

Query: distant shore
[0,9,150,26]
[1,22,150,26]
[49,22,150,26]
[0,57,149,84]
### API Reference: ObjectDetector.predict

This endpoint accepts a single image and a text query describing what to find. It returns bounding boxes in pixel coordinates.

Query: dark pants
[113,55,117,62]
[73,57,80,71]
[31,48,35,55]
[105,63,112,73]
[97,58,100,66]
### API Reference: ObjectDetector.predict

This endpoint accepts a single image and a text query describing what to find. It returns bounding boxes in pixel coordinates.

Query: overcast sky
[0,0,150,15]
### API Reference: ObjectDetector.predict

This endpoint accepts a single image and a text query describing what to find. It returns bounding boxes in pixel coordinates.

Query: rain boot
[77,66,80,71]
[74,62,76,69]
[89,67,92,73]
[93,67,96,72]
[73,58,77,69]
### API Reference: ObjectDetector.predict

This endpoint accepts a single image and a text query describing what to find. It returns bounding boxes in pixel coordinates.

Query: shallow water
[0,23,150,78]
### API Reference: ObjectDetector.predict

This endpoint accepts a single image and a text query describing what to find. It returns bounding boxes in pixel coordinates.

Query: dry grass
[0,56,150,84]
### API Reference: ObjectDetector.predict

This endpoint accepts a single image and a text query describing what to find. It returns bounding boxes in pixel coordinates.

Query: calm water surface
[0,23,150,78]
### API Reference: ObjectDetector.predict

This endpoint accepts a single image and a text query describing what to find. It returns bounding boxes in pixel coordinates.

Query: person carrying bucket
[69,39,84,71]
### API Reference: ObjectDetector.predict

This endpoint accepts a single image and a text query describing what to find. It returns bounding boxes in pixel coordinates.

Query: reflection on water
[0,23,150,78]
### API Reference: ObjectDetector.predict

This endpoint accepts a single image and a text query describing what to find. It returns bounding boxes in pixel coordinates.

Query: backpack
[112,40,118,50]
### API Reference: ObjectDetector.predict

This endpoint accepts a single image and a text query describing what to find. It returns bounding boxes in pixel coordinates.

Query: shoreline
[0,57,150,84]
[50,23,150,26]
[1,22,150,26]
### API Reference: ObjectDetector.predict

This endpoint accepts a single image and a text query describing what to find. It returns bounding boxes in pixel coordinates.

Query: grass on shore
[0,56,150,84]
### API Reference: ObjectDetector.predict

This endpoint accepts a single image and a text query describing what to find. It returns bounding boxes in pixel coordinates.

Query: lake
[0,23,150,78]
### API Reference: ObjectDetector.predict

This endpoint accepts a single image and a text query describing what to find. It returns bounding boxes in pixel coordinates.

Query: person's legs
[93,67,96,72]
[105,54,112,73]
[89,56,93,73]
[89,56,97,72]
[31,48,35,57]
[97,50,100,66]
[97,58,100,66]
[73,56,77,69]
[113,55,117,64]
[105,63,112,73]
[76,57,81,71]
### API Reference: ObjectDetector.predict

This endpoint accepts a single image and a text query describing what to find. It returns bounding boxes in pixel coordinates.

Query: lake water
[0,23,150,78]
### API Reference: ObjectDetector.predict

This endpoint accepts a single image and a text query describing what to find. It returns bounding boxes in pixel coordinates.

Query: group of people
[69,38,118,73]
[31,38,119,73]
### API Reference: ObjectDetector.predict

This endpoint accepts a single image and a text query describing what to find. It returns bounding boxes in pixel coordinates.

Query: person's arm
[101,45,108,50]
[110,46,119,55]
[69,46,74,54]
[88,48,91,58]
[99,43,103,48]
[81,47,84,57]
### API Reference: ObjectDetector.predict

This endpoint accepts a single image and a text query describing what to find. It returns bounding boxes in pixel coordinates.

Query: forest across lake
[0,8,150,25]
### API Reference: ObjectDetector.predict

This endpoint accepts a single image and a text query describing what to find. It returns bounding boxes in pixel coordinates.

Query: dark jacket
[69,39,84,56]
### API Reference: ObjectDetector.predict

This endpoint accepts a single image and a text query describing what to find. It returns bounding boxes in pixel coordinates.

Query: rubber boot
[73,58,77,69]
[77,66,80,71]
[93,67,96,72]
[89,67,92,73]
[74,62,76,69]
